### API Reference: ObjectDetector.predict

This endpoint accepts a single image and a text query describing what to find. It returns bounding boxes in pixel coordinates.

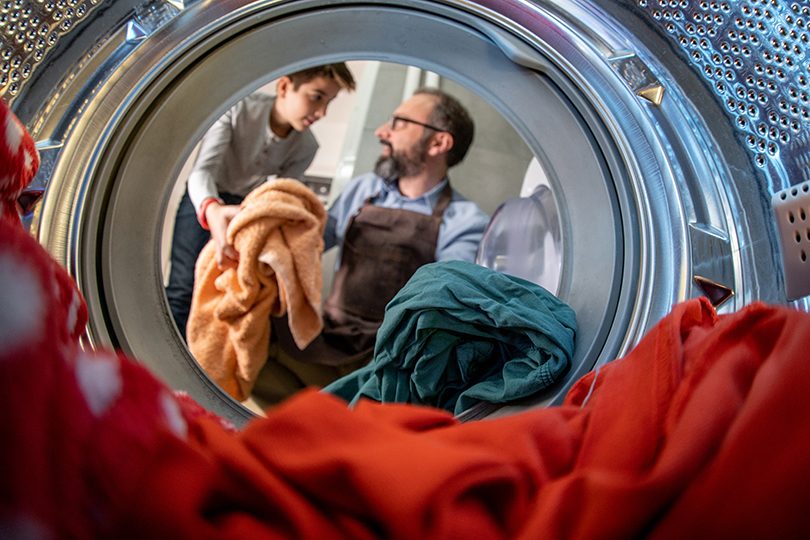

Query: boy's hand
[204,203,240,269]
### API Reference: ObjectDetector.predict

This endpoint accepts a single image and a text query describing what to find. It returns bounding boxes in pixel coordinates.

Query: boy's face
[275,75,342,132]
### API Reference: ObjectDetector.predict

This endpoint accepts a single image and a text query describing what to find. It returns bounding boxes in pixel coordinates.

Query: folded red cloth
[2,97,809,539]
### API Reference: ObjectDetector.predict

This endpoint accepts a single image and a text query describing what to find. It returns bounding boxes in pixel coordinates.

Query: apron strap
[432,181,453,217]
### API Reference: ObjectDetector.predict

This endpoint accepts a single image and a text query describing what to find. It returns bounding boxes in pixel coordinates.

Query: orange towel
[187,179,326,400]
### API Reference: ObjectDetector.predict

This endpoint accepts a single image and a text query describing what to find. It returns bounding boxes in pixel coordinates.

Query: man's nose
[374,122,390,139]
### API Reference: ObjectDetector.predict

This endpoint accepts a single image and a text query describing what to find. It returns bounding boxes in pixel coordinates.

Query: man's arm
[323,213,338,252]
[322,173,380,252]
[435,202,490,262]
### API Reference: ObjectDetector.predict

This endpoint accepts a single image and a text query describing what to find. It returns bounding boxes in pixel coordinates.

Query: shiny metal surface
[773,179,810,300]
[635,0,809,191]
[627,0,809,312]
[8,0,808,421]
[0,0,103,101]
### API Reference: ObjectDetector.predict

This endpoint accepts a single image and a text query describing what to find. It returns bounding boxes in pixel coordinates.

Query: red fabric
[0,98,39,224]
[0,100,231,538]
[2,98,810,538]
[123,299,810,539]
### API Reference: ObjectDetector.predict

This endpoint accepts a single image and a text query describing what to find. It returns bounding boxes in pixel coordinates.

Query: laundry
[187,179,327,400]
[0,103,39,224]
[3,100,810,538]
[4,214,810,538]
[324,259,577,414]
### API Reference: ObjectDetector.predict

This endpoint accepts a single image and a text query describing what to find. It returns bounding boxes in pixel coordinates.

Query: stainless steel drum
[5,0,808,425]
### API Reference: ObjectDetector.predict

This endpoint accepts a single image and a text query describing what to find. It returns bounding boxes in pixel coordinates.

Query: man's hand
[204,202,240,269]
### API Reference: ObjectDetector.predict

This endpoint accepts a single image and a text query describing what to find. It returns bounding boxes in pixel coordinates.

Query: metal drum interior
[6,0,807,425]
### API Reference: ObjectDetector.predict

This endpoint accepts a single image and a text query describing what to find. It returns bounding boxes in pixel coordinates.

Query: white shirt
[187,92,319,212]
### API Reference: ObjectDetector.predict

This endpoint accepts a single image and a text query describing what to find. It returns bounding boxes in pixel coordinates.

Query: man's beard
[374,138,429,183]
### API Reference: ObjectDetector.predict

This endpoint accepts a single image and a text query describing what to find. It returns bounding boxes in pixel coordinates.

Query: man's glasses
[388,115,449,133]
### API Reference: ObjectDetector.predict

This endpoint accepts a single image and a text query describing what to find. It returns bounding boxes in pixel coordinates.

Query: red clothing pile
[2,98,809,538]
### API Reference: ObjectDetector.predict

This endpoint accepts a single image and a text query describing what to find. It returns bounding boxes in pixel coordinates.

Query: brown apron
[272,182,453,367]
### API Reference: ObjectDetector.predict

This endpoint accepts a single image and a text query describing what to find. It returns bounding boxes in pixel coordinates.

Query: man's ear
[428,131,454,157]
[276,76,292,98]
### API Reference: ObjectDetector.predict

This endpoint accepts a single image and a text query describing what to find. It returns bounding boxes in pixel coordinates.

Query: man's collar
[381,176,449,200]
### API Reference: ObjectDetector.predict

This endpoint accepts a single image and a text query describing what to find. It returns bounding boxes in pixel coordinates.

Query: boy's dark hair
[414,87,475,168]
[287,63,356,92]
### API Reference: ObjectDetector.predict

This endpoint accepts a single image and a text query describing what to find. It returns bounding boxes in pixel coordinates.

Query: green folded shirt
[323,260,577,414]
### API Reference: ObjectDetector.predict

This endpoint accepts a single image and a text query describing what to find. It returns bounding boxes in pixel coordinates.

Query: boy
[166,63,356,339]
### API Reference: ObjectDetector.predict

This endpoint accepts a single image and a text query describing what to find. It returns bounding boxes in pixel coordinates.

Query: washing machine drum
[10,0,807,425]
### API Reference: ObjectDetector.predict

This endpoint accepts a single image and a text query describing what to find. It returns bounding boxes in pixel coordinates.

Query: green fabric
[323,260,577,415]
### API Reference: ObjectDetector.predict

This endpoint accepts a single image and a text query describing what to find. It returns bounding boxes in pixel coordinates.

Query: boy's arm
[187,108,235,214]
[187,106,241,267]
[204,203,240,269]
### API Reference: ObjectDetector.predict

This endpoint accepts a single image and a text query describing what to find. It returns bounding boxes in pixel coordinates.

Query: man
[262,87,489,400]
[321,86,489,351]
[166,63,356,339]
